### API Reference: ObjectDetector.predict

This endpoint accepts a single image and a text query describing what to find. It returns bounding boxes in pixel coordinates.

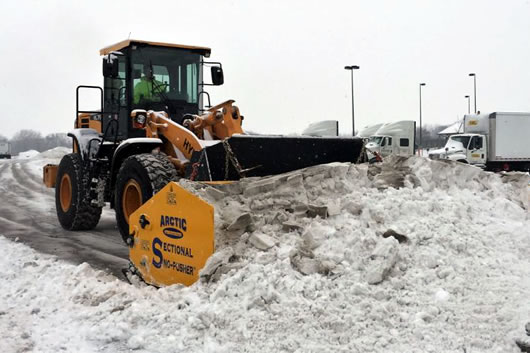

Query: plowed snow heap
[19,154,530,352]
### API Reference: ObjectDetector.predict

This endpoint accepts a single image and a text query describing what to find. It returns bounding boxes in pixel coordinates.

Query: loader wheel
[55,153,102,230]
[115,153,178,243]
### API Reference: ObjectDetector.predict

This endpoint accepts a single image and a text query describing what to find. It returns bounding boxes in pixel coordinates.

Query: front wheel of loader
[55,153,102,230]
[115,153,178,244]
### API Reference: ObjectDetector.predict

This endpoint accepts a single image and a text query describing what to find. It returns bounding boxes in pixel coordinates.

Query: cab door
[103,54,128,139]
[380,137,393,157]
[468,135,487,165]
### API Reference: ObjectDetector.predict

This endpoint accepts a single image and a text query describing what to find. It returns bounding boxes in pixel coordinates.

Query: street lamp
[468,73,477,113]
[464,95,470,114]
[419,83,426,151]
[345,65,360,136]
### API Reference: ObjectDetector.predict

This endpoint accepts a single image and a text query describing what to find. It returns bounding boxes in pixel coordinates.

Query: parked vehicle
[0,142,11,159]
[364,120,416,157]
[302,120,339,137]
[357,123,383,139]
[428,112,530,172]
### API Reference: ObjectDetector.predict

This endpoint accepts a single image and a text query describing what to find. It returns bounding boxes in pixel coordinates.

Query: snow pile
[17,149,39,159]
[13,147,69,161]
[1,156,529,353]
[23,146,70,178]
[38,146,70,159]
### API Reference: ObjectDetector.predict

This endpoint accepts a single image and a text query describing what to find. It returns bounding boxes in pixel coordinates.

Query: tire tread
[56,153,102,230]
[114,153,178,242]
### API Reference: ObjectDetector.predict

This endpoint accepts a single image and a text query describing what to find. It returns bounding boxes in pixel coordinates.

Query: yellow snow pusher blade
[128,182,214,287]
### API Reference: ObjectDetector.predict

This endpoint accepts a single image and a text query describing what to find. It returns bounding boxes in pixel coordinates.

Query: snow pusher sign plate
[129,182,214,286]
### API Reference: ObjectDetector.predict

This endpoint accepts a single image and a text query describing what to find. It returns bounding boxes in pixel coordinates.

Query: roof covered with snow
[438,120,464,135]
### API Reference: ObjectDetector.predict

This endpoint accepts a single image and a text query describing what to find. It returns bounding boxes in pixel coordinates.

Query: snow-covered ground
[0,152,529,352]
[0,147,127,275]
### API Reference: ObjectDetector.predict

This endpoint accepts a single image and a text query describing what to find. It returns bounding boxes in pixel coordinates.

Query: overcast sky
[1,0,529,138]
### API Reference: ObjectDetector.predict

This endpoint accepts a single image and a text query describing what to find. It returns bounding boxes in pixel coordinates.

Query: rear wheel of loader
[55,153,102,230]
[115,153,178,244]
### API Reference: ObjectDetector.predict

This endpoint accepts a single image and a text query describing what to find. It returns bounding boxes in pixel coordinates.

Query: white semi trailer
[302,120,339,137]
[0,142,11,159]
[428,112,530,172]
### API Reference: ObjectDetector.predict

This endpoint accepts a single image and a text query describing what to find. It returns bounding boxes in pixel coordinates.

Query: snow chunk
[248,232,275,250]
[200,247,235,282]
[434,288,450,302]
[365,237,400,284]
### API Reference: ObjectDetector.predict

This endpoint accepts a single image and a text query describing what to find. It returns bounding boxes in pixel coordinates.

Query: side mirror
[103,55,119,78]
[211,66,224,85]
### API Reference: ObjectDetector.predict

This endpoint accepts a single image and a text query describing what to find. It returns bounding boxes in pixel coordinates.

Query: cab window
[130,46,201,106]
[470,136,483,149]
[452,136,471,149]
[103,56,126,112]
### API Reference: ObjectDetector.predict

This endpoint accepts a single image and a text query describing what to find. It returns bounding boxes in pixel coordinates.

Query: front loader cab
[99,39,222,140]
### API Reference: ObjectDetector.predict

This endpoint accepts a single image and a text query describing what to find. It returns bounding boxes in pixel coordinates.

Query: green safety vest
[133,77,164,104]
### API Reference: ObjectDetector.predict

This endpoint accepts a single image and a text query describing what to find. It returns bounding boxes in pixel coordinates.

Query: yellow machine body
[75,112,102,132]
[43,164,58,188]
[128,182,214,286]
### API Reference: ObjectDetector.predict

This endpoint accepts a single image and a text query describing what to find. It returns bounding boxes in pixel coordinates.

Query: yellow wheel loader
[43,39,365,286]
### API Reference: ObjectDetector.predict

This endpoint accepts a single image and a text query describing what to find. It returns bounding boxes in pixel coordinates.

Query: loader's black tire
[55,153,102,230]
[115,153,178,243]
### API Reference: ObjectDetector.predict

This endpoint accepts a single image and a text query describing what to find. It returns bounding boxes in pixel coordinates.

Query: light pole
[345,65,360,136]
[464,95,470,114]
[419,83,426,150]
[468,73,477,113]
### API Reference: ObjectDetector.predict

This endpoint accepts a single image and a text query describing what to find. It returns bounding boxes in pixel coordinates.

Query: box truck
[0,142,11,159]
[428,112,530,172]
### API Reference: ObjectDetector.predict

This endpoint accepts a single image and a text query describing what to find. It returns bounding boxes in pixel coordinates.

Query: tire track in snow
[20,162,44,185]
[10,162,54,198]
[0,158,129,279]
[0,162,9,179]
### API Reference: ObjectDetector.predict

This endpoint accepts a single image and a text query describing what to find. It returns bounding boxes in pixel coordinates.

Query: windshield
[450,136,470,149]
[131,46,201,107]
[368,136,383,145]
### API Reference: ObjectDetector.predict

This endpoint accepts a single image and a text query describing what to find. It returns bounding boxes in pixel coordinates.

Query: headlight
[136,114,146,125]
[133,113,147,129]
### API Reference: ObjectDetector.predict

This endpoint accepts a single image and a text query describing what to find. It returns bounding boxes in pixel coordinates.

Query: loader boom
[131,99,244,175]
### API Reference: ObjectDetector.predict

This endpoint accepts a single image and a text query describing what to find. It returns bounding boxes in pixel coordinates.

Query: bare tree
[416,124,451,150]
[43,133,70,150]
[10,130,45,154]
[8,130,71,155]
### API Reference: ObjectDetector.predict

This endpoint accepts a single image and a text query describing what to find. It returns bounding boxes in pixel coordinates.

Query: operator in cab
[133,64,165,104]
